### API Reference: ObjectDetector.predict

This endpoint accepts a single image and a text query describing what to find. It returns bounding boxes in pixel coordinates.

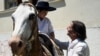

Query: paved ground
[0,28,100,56]
[0,32,12,56]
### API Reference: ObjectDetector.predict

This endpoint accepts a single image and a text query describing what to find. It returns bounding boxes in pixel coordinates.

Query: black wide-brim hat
[36,1,56,11]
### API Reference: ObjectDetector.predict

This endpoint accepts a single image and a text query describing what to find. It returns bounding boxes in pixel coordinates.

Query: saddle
[39,33,64,56]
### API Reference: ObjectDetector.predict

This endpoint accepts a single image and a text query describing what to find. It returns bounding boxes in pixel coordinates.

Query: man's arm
[55,39,69,50]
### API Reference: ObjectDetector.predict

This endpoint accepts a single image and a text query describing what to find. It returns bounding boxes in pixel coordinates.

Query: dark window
[5,0,17,9]
[38,0,60,2]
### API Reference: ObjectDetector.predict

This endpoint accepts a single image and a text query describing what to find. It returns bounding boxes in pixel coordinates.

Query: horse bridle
[24,2,38,42]
[13,2,38,55]
[23,2,38,50]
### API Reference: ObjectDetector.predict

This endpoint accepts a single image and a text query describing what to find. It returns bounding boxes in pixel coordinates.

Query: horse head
[8,0,38,55]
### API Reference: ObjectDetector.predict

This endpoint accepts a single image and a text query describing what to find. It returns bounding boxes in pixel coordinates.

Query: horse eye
[29,14,35,20]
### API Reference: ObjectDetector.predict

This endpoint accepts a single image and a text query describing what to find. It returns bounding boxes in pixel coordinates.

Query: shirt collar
[68,38,80,49]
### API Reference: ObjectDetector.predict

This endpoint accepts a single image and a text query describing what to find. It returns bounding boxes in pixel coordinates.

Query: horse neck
[30,22,43,56]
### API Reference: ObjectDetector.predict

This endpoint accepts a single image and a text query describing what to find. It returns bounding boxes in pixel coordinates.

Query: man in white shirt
[55,20,90,56]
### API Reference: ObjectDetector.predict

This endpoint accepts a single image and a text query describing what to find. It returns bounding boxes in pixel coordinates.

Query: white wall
[47,0,100,29]
[0,16,13,33]
[0,0,100,32]
[0,0,5,11]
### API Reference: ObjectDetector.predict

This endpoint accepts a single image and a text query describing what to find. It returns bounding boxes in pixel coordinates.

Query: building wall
[0,0,5,11]
[48,0,100,29]
[0,16,13,33]
[0,0,100,32]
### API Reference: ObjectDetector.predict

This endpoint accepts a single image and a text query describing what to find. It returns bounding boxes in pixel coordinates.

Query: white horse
[8,1,63,56]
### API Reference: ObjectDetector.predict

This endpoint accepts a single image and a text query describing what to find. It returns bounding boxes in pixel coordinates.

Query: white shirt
[55,38,90,56]
[68,39,90,56]
[37,17,54,35]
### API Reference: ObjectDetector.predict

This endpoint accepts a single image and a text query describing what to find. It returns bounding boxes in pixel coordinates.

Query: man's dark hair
[72,20,87,41]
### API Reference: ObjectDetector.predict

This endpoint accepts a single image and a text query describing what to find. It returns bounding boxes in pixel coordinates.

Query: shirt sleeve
[47,18,54,33]
[55,39,69,50]
[72,46,85,56]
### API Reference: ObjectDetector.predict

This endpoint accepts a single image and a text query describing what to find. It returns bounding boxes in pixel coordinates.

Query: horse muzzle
[8,36,26,55]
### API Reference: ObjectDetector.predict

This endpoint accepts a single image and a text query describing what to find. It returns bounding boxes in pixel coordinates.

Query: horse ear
[29,0,38,5]
[16,0,22,6]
